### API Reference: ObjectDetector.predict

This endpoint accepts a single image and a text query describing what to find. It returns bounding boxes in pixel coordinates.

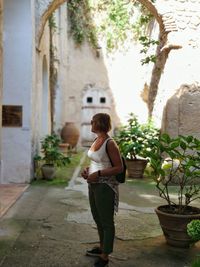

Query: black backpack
[105,139,126,183]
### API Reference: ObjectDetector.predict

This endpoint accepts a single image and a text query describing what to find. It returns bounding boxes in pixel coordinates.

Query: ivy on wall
[67,0,158,64]
[67,0,98,49]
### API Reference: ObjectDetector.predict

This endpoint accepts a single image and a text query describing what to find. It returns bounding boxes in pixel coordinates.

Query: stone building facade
[0,0,200,183]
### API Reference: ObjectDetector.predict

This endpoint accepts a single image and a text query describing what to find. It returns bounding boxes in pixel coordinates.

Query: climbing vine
[49,14,58,132]
[67,0,98,49]
[67,0,158,64]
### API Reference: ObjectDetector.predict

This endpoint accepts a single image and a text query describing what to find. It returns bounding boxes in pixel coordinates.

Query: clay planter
[125,158,147,179]
[61,122,80,148]
[155,205,200,248]
[41,164,55,180]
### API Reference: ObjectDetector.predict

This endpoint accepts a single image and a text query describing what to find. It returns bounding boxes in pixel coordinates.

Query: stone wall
[152,0,200,136]
[162,83,200,138]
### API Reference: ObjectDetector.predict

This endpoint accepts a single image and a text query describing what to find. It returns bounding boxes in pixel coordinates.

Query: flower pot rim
[155,205,200,218]
[42,163,54,167]
[125,158,147,162]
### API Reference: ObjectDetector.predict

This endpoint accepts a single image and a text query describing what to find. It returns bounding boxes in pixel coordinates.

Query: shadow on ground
[0,174,199,267]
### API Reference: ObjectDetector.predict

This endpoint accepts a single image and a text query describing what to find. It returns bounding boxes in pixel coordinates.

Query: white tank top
[87,137,119,212]
[88,137,112,175]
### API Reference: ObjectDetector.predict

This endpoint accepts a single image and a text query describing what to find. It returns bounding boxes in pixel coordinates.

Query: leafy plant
[115,113,159,160]
[187,220,200,241]
[139,36,159,65]
[191,255,200,267]
[147,133,200,214]
[39,134,70,167]
[187,222,200,267]
[33,150,84,186]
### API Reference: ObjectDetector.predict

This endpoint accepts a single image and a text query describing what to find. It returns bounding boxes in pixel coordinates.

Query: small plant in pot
[115,113,159,178]
[147,133,200,248]
[39,134,70,180]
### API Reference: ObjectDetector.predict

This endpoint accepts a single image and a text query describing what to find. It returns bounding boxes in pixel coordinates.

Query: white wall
[0,0,3,183]
[2,0,35,183]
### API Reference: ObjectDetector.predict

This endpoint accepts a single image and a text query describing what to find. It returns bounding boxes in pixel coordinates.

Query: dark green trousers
[89,183,115,254]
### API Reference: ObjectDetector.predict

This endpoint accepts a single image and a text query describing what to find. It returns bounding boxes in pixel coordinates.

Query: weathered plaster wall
[52,4,69,131]
[162,83,200,137]
[152,0,200,136]
[32,20,50,157]
[64,39,120,125]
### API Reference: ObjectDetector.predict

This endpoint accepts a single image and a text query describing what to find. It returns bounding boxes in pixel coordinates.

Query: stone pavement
[0,164,200,267]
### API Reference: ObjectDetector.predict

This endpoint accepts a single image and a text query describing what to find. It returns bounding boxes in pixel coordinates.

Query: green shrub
[187,220,200,241]
[115,113,159,160]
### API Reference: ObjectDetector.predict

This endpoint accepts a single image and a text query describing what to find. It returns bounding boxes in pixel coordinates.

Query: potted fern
[147,133,200,247]
[37,134,70,180]
[115,113,159,178]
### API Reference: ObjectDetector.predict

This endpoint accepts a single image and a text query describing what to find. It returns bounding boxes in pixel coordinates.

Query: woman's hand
[87,172,99,183]
[81,167,89,180]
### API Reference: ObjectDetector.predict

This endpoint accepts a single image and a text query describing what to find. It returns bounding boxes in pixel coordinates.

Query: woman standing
[81,113,123,267]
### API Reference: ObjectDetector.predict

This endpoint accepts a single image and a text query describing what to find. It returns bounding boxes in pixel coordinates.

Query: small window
[87,97,93,103]
[100,97,106,103]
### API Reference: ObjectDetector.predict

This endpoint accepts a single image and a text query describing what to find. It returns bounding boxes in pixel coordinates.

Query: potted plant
[37,134,70,180]
[147,133,200,247]
[115,113,159,178]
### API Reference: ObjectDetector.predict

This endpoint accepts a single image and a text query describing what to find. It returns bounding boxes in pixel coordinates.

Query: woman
[81,113,123,267]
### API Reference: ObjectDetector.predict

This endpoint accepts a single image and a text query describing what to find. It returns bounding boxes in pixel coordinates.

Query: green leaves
[67,0,158,55]
[148,133,200,212]
[187,220,200,241]
[40,134,70,167]
[115,113,159,160]
[67,0,98,49]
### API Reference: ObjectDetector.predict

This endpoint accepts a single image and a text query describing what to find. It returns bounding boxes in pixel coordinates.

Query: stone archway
[35,0,182,117]
[36,0,165,48]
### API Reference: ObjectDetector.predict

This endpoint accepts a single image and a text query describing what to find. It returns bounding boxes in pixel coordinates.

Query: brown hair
[92,113,112,133]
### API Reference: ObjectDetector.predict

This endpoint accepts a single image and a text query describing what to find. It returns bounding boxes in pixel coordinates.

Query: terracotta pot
[125,158,147,178]
[155,205,200,248]
[61,122,80,148]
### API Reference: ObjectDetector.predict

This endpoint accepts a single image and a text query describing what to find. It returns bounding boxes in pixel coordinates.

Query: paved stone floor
[0,162,200,267]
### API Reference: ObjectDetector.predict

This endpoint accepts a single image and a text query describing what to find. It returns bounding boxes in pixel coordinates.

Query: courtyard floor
[0,156,200,267]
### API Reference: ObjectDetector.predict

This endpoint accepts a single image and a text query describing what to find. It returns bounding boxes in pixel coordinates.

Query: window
[87,97,93,103]
[100,97,106,103]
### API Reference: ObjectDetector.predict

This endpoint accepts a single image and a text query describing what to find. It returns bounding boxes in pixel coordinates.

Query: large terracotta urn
[61,122,80,148]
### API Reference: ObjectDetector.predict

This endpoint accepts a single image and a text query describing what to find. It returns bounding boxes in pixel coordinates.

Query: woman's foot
[86,247,102,257]
[93,257,109,267]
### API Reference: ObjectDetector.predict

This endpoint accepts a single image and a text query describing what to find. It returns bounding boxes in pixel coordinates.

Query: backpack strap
[105,138,114,166]
[105,138,126,183]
